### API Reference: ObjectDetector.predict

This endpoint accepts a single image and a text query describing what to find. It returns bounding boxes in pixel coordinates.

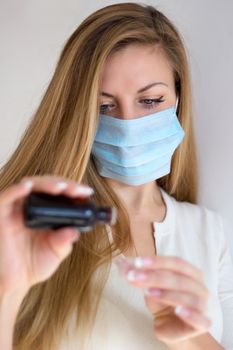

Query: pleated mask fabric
[91,106,185,186]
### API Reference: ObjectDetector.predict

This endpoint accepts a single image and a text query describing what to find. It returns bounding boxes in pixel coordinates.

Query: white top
[58,189,233,350]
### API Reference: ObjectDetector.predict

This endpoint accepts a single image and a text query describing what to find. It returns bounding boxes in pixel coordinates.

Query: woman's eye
[99,97,165,113]
[99,104,115,113]
[140,97,165,109]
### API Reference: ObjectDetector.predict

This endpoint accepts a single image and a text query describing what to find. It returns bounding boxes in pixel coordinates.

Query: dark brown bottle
[23,192,117,232]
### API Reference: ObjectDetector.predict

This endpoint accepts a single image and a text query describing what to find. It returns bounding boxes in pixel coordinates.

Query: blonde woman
[0,3,232,350]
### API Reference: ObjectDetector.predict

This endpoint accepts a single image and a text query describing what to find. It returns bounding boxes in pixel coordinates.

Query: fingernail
[127,270,147,281]
[22,180,33,189]
[56,182,68,190]
[145,288,162,296]
[133,257,154,268]
[74,186,94,195]
[134,257,144,268]
[174,306,191,318]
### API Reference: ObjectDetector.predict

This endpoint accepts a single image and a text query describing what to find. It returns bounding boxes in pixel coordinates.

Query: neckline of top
[106,187,176,247]
[153,187,176,236]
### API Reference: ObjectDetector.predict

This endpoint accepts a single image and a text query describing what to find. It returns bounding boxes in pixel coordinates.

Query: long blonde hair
[0,3,197,349]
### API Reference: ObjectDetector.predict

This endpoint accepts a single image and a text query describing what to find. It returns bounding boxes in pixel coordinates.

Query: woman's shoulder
[161,188,224,239]
[160,189,228,267]
[167,190,222,224]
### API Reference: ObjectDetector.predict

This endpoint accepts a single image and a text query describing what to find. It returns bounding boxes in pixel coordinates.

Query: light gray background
[1,1,233,256]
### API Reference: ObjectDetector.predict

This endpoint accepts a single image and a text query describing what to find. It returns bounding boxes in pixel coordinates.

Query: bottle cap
[96,206,117,225]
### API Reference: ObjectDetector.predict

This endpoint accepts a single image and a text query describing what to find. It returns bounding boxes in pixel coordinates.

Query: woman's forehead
[100,44,175,93]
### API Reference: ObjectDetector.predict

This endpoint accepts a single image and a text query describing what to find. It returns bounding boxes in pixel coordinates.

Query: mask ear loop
[175,97,179,112]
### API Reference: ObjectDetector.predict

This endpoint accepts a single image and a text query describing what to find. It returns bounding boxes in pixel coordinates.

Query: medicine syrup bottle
[23,192,117,232]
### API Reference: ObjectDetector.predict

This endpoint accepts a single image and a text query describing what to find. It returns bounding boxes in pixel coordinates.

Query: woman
[0,3,232,349]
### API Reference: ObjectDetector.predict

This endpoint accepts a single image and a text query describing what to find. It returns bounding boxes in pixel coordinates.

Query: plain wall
[1,0,233,256]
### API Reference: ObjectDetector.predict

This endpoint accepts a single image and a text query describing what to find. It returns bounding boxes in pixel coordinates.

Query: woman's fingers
[27,227,80,285]
[125,269,209,299]
[174,306,211,331]
[0,175,94,211]
[19,175,94,197]
[116,257,210,319]
[116,256,204,283]
[0,175,93,292]
[0,176,94,223]
[116,256,211,339]
[0,181,33,214]
[45,227,80,260]
[145,288,208,314]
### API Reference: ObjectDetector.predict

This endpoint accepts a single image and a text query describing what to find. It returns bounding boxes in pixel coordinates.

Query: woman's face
[99,44,177,119]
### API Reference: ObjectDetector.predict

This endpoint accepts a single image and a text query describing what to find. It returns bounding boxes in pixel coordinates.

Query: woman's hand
[116,256,211,346]
[0,175,94,295]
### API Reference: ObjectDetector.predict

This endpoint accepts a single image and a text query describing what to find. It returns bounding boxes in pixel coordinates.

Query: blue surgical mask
[91,104,185,186]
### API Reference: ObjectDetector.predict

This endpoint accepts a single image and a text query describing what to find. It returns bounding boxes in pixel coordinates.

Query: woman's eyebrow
[100,82,168,98]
